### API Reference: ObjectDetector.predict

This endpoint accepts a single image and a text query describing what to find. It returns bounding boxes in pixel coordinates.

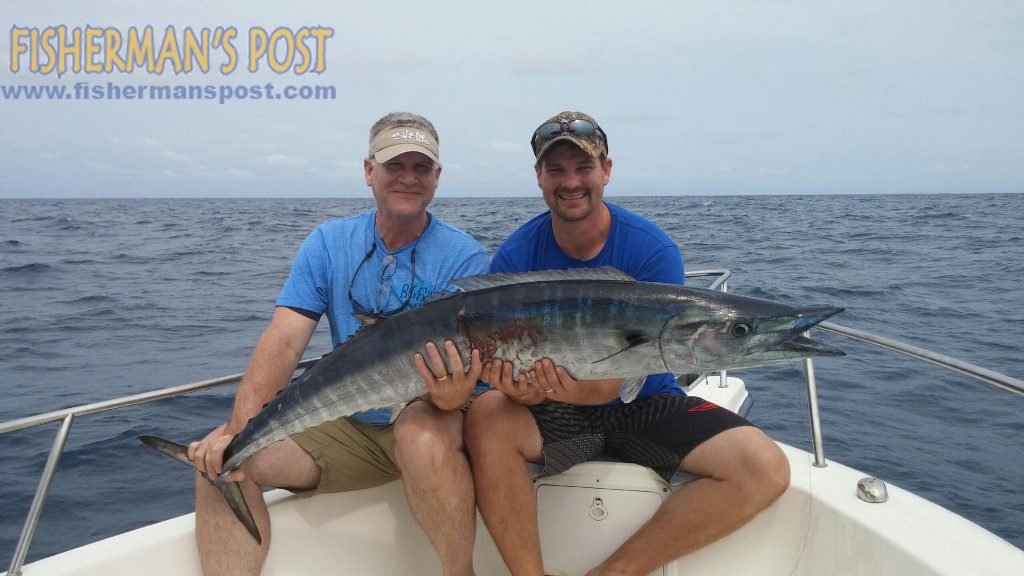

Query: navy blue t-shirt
[490,202,685,404]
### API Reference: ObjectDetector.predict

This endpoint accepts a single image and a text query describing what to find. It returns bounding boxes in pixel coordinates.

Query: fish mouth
[777,334,845,357]
[779,305,846,357]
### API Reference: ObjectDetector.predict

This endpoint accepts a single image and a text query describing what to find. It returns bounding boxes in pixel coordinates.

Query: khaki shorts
[289,416,401,497]
[287,395,478,497]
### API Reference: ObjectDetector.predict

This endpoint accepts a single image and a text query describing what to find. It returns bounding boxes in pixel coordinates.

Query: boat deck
[8,375,1024,576]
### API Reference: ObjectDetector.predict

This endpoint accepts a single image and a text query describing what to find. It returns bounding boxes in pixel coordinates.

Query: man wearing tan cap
[464,111,789,575]
[188,112,488,575]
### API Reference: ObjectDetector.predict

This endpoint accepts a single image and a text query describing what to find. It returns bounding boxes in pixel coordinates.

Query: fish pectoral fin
[216,478,262,545]
[387,401,411,424]
[590,334,655,365]
[139,436,195,468]
[618,376,646,404]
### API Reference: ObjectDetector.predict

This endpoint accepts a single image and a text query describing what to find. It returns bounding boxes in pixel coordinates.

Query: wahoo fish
[141,267,843,542]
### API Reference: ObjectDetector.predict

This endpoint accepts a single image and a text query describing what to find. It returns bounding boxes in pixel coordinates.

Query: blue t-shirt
[277,210,489,423]
[490,201,685,404]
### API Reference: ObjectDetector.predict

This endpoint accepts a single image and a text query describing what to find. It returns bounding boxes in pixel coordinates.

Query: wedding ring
[437,374,448,381]
[544,387,554,393]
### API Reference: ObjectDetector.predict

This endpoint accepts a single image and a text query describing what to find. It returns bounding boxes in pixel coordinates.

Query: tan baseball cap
[369,125,440,164]
[531,111,608,160]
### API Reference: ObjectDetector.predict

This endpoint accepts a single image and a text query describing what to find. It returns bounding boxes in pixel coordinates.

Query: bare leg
[586,427,790,576]
[464,392,546,576]
[195,438,320,576]
[393,401,477,576]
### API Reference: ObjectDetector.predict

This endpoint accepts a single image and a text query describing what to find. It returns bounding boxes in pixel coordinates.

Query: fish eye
[731,323,752,338]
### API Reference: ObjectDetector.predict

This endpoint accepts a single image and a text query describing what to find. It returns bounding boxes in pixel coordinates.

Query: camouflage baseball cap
[369,124,440,164]
[531,111,608,160]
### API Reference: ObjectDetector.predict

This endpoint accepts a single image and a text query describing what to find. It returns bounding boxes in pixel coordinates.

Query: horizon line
[2,191,1021,200]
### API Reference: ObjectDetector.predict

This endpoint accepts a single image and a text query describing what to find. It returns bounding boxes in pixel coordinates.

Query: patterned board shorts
[529,393,754,482]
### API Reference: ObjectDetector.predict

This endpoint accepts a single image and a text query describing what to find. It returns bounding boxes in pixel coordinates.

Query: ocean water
[1,194,1022,567]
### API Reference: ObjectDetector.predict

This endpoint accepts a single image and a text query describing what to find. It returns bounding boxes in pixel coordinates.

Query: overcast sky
[1,0,1021,198]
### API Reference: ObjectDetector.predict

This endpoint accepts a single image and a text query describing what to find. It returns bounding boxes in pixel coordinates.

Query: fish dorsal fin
[352,312,385,329]
[449,266,636,293]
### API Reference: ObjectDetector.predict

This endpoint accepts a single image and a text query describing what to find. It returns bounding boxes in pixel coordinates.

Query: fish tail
[214,477,262,544]
[139,435,263,544]
[139,435,195,467]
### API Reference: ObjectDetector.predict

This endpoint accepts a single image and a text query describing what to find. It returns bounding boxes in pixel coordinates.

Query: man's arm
[190,306,317,477]
[226,307,318,433]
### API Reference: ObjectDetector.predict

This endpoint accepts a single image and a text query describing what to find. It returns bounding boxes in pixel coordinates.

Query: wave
[1,262,53,273]
[59,295,118,304]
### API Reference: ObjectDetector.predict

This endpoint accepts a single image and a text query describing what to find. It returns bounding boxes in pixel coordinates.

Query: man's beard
[551,187,597,222]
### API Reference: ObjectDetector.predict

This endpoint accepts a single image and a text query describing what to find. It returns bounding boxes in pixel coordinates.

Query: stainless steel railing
[1,358,325,576]
[798,321,1024,468]
[4,269,1023,575]
[817,321,1024,397]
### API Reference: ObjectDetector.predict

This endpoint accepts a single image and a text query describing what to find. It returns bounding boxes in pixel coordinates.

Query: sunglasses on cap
[531,119,607,152]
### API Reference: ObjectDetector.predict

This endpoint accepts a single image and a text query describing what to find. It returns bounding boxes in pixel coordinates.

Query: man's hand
[414,340,481,411]
[188,423,245,481]
[482,358,622,406]
[528,358,583,402]
[481,359,547,406]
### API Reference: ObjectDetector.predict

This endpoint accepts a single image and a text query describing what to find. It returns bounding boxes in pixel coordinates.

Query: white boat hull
[10,376,1023,575]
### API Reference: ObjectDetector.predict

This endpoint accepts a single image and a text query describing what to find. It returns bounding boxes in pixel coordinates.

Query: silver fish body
[141,268,843,542]
[220,270,844,475]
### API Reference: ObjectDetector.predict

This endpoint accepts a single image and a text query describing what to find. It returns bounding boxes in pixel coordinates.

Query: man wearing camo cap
[464,111,789,575]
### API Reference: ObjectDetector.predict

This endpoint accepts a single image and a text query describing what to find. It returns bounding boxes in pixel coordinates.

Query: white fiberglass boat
[4,271,1023,576]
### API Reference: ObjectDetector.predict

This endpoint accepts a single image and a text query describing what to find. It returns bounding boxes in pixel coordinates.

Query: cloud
[489,141,527,155]
[2,1,1021,198]
[501,45,595,77]
[264,153,307,167]
[82,160,123,174]
[609,111,676,124]
[141,136,197,163]
[160,149,197,163]
[337,159,363,170]
[225,168,254,179]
